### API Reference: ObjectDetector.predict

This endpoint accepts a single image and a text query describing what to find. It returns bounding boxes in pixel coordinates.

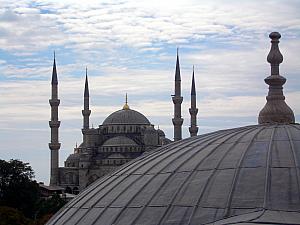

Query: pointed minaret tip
[191,66,196,95]
[51,51,58,85]
[258,32,295,124]
[175,48,181,81]
[123,93,130,110]
[84,67,89,97]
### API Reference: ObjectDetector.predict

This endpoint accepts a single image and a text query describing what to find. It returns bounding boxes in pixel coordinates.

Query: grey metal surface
[47,124,300,225]
[102,108,150,125]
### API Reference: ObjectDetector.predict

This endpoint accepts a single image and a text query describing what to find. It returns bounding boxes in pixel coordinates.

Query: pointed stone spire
[258,32,295,124]
[172,48,183,141]
[191,65,196,95]
[189,66,198,137]
[51,51,58,85]
[175,47,181,82]
[123,93,130,110]
[84,67,89,97]
[82,67,91,130]
[49,51,61,186]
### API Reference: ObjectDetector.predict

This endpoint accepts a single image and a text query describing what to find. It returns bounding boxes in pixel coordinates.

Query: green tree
[0,159,40,219]
[0,206,31,225]
[35,193,66,219]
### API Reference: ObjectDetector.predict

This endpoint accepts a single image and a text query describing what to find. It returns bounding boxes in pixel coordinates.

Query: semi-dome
[47,124,300,225]
[102,136,138,146]
[157,128,165,137]
[102,108,150,125]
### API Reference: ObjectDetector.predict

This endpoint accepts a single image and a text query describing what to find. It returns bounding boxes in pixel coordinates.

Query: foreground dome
[47,124,300,225]
[102,108,151,125]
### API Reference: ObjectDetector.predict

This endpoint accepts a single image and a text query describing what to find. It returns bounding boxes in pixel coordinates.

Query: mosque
[47,32,300,224]
[48,49,199,192]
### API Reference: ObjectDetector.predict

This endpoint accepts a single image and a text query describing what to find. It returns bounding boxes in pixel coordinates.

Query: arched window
[65,186,72,194]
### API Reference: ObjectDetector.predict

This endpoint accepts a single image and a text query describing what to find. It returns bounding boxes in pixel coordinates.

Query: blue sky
[0,0,299,183]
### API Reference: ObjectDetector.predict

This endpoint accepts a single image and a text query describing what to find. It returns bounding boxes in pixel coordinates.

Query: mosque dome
[47,33,300,224]
[47,124,300,225]
[102,94,151,126]
[102,108,150,126]
[157,128,166,137]
[102,136,138,146]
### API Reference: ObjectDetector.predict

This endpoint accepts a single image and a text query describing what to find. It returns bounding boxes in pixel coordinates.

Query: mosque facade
[48,53,199,192]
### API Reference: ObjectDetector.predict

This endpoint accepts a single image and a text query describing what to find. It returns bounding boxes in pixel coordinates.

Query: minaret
[82,68,91,145]
[49,52,61,186]
[189,66,198,137]
[258,32,295,124]
[82,68,91,129]
[172,49,183,141]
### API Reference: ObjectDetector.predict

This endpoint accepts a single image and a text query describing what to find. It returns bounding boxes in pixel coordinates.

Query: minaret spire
[172,48,183,141]
[49,52,61,186]
[82,67,91,130]
[189,66,198,137]
[51,51,58,85]
[258,32,295,124]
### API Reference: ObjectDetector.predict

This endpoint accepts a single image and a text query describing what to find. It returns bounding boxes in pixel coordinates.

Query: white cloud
[0,0,300,183]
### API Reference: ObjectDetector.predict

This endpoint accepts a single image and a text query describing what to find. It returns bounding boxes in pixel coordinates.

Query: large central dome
[102,108,151,125]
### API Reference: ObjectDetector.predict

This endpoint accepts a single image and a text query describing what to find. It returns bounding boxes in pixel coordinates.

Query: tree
[35,193,66,219]
[0,159,40,219]
[0,206,30,225]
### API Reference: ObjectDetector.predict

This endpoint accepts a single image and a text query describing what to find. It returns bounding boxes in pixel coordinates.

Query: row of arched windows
[99,159,130,165]
[102,125,146,134]
[99,146,141,153]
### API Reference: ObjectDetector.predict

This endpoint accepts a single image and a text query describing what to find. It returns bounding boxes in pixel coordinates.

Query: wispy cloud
[0,0,299,183]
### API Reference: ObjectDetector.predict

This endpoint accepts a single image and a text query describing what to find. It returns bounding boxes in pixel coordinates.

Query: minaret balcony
[82,109,91,116]
[49,142,61,150]
[189,108,198,114]
[49,99,60,106]
[189,126,198,133]
[172,118,183,126]
[172,96,183,104]
[49,121,61,128]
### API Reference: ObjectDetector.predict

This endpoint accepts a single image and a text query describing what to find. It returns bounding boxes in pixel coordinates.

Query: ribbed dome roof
[102,136,138,146]
[47,124,300,225]
[102,109,150,125]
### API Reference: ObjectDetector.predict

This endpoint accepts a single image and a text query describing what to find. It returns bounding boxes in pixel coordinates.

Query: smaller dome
[102,136,137,146]
[102,108,150,125]
[107,153,126,159]
[66,153,79,161]
[157,129,165,137]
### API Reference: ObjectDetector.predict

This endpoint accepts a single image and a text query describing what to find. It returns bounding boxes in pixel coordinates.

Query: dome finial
[258,32,295,124]
[123,93,130,110]
[267,32,283,75]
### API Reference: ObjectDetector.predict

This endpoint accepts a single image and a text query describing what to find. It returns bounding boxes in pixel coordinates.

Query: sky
[0,0,299,184]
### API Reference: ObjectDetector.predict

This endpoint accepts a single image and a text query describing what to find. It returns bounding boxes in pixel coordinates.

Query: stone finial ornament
[258,32,295,124]
[123,93,130,110]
